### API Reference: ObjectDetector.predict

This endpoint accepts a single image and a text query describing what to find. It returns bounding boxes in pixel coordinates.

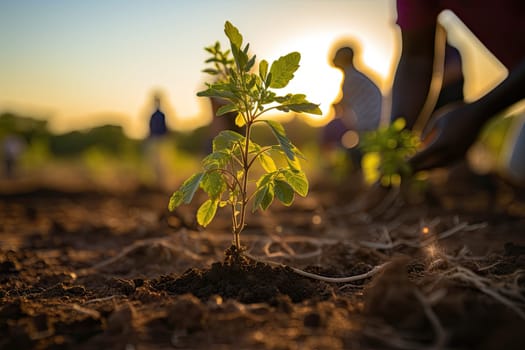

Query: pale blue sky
[0,0,400,137]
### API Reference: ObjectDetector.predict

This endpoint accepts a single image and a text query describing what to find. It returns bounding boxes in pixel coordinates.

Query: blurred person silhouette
[322,42,383,170]
[149,93,168,138]
[145,92,169,188]
[391,0,525,186]
[2,134,26,179]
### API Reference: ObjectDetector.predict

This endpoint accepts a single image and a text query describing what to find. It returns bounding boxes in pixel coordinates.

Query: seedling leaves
[274,179,294,205]
[213,130,245,152]
[259,59,268,81]
[169,172,205,211]
[269,52,300,89]
[253,174,275,211]
[283,169,308,197]
[216,103,238,116]
[197,199,219,227]
[224,21,242,48]
[276,94,322,115]
[264,120,295,160]
[203,150,230,170]
[201,171,226,199]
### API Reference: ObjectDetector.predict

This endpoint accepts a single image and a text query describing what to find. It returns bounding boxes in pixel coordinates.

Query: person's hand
[409,102,485,171]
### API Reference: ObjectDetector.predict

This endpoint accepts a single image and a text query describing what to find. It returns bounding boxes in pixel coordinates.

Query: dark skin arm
[390,23,443,131]
[392,17,525,171]
[410,59,525,171]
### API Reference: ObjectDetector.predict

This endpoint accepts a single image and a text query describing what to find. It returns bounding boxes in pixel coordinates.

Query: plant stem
[233,119,252,250]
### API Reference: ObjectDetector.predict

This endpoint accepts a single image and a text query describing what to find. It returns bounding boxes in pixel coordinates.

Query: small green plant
[168,21,321,251]
[360,118,421,186]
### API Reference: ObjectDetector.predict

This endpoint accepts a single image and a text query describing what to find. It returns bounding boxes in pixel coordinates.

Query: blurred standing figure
[2,134,26,179]
[146,93,168,188]
[322,44,383,168]
[332,46,382,133]
[149,94,167,138]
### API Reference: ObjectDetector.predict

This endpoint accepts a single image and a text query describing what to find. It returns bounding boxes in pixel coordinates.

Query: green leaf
[274,180,294,206]
[258,152,277,172]
[246,55,256,72]
[168,191,184,211]
[224,21,242,48]
[202,68,219,75]
[197,87,237,100]
[256,172,275,187]
[269,52,300,89]
[232,45,248,71]
[212,130,245,152]
[168,172,205,210]
[253,182,274,211]
[259,60,268,81]
[277,102,322,115]
[265,72,273,87]
[201,171,227,199]
[197,199,219,227]
[263,120,295,160]
[235,113,246,127]
[276,93,322,115]
[286,151,303,171]
[283,169,308,197]
[203,150,230,170]
[216,103,238,116]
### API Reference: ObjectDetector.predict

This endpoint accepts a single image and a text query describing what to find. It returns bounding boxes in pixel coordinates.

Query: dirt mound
[152,246,333,304]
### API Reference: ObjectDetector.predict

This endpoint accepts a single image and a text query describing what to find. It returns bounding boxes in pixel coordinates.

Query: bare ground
[1,170,525,350]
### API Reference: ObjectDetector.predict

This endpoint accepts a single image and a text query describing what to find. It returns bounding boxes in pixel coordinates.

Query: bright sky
[0,0,506,139]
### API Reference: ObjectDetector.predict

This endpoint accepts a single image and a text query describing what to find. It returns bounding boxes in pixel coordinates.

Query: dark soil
[152,246,333,304]
[1,171,525,349]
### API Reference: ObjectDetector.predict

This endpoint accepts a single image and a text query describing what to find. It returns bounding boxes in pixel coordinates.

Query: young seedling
[359,118,421,186]
[169,21,321,252]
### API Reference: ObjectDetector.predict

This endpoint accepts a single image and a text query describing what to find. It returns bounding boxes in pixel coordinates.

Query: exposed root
[362,289,449,350]
[286,262,388,283]
[71,303,101,319]
[76,233,202,275]
[414,289,448,350]
[258,236,323,260]
[444,265,525,320]
[84,295,126,304]
[245,252,388,283]
[362,321,442,350]
[358,221,487,250]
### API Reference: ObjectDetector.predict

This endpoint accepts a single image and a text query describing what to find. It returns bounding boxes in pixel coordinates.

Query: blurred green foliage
[359,118,420,186]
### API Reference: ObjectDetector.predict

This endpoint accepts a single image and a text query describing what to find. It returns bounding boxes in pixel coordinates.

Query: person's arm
[410,59,525,171]
[391,24,441,131]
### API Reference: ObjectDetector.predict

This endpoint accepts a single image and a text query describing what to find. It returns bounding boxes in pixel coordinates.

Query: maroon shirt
[396,0,525,69]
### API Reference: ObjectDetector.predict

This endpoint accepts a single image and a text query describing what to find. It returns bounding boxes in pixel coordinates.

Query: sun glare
[263,33,344,126]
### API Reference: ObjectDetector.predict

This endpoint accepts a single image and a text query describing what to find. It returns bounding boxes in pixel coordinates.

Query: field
[1,163,525,350]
